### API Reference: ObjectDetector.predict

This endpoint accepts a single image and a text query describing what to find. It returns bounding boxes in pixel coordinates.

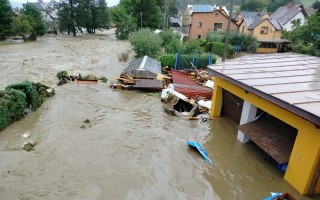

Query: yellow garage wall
[256,47,278,54]
[210,77,320,195]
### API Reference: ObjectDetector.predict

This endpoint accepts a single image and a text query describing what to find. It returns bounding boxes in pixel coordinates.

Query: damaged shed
[122,56,162,79]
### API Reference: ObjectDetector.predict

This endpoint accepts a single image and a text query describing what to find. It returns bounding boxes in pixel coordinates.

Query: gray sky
[12,0,120,7]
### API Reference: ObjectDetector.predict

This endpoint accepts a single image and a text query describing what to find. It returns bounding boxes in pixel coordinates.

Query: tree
[241,0,267,12]
[129,28,162,58]
[57,0,76,36]
[0,0,13,39]
[282,12,320,55]
[20,3,47,40]
[95,0,110,30]
[140,0,162,29]
[159,29,181,53]
[11,15,33,39]
[110,5,137,39]
[181,39,201,54]
[313,1,320,10]
[267,0,289,12]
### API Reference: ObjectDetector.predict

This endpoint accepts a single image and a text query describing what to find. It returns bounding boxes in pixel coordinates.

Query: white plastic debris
[198,100,212,110]
[22,132,30,138]
[204,80,214,89]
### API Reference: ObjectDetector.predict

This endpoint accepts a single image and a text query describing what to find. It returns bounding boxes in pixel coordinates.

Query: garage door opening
[238,114,298,172]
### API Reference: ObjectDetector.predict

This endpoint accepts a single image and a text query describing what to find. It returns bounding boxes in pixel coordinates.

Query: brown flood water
[0,30,317,200]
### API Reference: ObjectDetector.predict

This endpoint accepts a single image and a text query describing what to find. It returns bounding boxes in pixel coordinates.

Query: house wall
[282,11,306,31]
[251,20,281,40]
[189,11,238,39]
[236,13,243,25]
[210,76,320,195]
[239,23,249,34]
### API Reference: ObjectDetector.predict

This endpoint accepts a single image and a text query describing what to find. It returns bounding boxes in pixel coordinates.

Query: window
[260,27,268,34]
[258,43,277,48]
[197,22,202,28]
[196,35,202,39]
[213,23,223,31]
[215,13,218,17]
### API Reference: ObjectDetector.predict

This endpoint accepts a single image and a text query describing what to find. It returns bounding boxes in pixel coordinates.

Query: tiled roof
[270,4,305,25]
[247,18,267,30]
[241,11,266,19]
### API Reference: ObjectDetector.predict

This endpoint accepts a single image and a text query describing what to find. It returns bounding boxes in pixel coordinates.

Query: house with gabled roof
[238,3,310,53]
[28,0,58,33]
[188,4,238,39]
[238,11,269,34]
[269,3,308,31]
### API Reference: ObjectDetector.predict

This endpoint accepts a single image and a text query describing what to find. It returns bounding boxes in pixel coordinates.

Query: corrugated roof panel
[122,56,161,76]
[144,56,161,74]
[172,70,202,87]
[173,84,212,99]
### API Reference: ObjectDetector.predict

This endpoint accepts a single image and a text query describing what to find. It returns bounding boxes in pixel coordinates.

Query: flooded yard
[0,30,315,199]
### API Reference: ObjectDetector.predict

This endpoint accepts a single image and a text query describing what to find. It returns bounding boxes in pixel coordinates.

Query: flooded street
[0,31,315,200]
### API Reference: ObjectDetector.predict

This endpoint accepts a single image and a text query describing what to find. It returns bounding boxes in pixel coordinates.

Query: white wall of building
[282,11,306,31]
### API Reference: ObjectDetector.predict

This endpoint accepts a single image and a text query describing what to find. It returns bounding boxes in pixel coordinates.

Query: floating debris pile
[57,71,108,86]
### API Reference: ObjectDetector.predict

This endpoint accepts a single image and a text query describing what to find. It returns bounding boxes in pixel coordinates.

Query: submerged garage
[208,53,320,196]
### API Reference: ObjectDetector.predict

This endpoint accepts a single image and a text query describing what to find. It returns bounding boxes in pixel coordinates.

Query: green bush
[205,31,224,43]
[57,71,68,79]
[0,89,27,130]
[293,42,316,56]
[181,39,201,54]
[159,54,176,67]
[210,42,235,58]
[129,28,162,58]
[0,81,54,131]
[6,80,41,111]
[226,31,258,53]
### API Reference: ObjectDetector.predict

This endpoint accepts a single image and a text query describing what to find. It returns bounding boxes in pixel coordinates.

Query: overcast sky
[11,0,120,7]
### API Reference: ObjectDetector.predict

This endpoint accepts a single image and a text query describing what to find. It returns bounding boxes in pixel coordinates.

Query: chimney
[287,2,293,8]
[218,6,222,11]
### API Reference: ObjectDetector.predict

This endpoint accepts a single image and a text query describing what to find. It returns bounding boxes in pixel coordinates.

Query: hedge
[0,81,54,131]
[205,42,235,58]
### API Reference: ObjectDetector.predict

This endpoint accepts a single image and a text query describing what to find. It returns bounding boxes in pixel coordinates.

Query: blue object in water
[187,141,212,163]
[263,192,282,200]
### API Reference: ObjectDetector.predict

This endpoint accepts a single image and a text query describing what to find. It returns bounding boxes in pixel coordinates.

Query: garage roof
[208,53,320,126]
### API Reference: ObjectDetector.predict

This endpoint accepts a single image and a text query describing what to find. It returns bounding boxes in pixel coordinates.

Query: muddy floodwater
[0,30,316,200]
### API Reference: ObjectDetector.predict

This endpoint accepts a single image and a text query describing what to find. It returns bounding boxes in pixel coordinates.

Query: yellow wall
[251,20,282,40]
[256,47,278,53]
[210,77,320,195]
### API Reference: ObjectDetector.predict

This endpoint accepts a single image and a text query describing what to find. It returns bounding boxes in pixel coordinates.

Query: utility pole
[222,0,234,61]
[163,0,167,30]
